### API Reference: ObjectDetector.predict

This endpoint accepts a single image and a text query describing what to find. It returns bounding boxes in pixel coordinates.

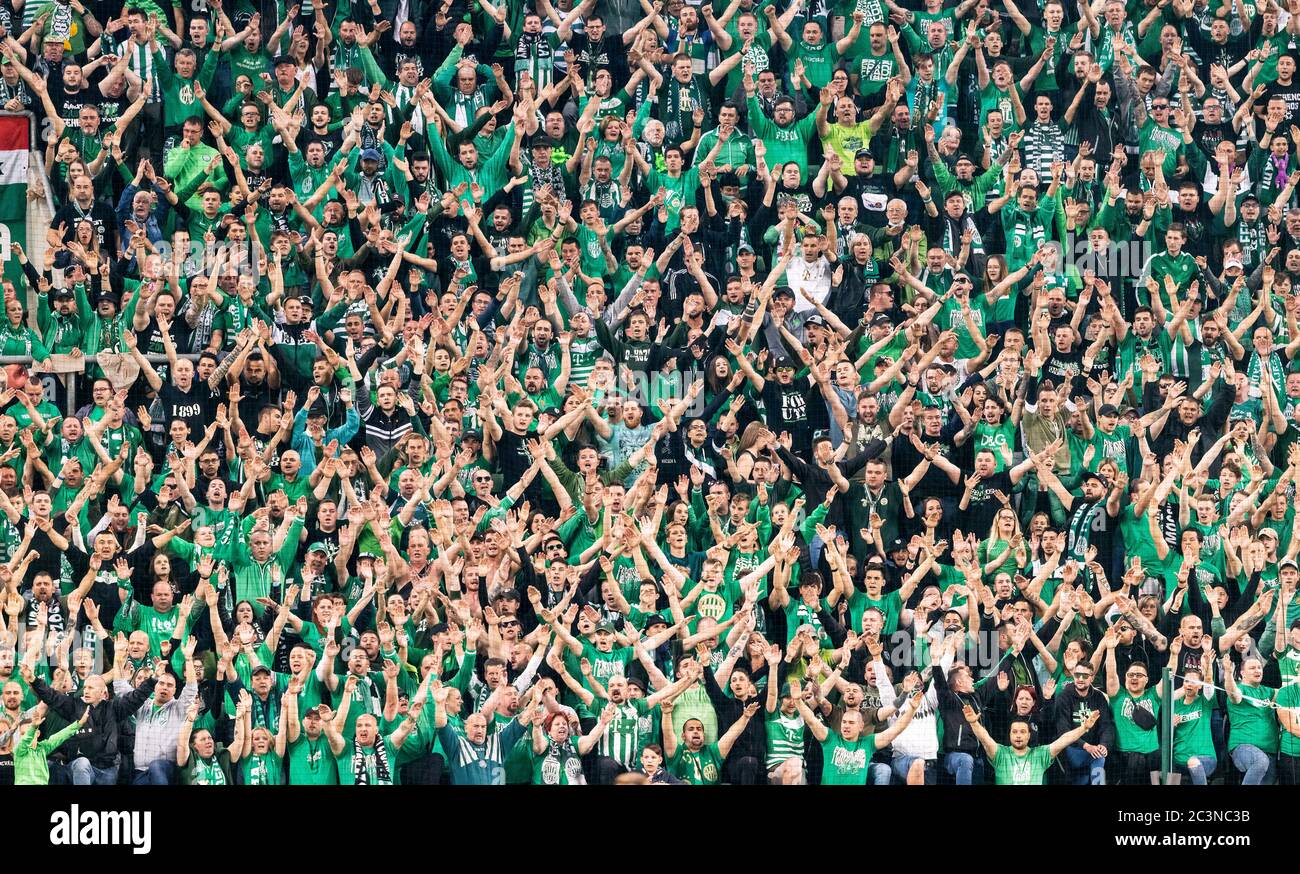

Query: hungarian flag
[0,115,28,283]
[0,116,28,219]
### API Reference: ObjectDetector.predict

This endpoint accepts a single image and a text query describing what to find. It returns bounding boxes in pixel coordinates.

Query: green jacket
[13,721,81,786]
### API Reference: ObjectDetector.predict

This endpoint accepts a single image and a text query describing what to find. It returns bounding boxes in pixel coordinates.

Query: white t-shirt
[784,255,833,313]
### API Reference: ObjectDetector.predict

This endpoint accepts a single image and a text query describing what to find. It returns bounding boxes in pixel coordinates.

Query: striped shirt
[598,699,648,767]
[126,39,162,104]
[765,711,805,769]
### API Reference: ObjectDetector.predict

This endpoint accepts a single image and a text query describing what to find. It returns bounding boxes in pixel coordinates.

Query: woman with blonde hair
[980,505,1027,579]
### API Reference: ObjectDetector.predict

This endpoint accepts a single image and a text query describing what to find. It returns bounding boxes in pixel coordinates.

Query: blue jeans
[869,762,892,786]
[1230,744,1276,785]
[944,751,983,785]
[132,759,177,785]
[1178,755,1217,786]
[70,757,119,786]
[890,754,935,785]
[1062,743,1107,785]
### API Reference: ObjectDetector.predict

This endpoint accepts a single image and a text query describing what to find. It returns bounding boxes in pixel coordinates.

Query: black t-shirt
[158,380,212,440]
[1193,118,1236,158]
[1263,78,1300,123]
[964,471,1013,539]
[297,126,345,167]
[1043,345,1084,386]
[494,428,536,494]
[761,377,813,450]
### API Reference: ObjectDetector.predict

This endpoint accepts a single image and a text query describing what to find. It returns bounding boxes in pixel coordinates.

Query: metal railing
[0,353,203,417]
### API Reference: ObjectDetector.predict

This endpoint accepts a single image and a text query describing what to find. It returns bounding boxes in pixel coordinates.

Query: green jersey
[668,741,726,785]
[765,711,805,770]
[991,743,1054,785]
[598,697,652,768]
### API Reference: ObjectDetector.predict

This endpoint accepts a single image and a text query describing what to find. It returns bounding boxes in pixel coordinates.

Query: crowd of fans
[0,0,1296,787]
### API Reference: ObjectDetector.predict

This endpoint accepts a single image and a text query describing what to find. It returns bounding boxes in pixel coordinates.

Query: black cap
[870,313,894,327]
[1082,470,1108,487]
[956,153,975,164]
[854,148,873,160]
[251,665,273,676]
[462,429,483,441]
[94,290,120,306]
[308,401,327,418]
[51,288,75,301]
[1098,403,1122,417]
[773,355,796,370]
[772,286,795,299]
[530,135,555,149]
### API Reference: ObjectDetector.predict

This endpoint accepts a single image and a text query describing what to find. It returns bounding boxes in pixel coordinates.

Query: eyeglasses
[1152,103,1169,110]
[1072,672,1093,679]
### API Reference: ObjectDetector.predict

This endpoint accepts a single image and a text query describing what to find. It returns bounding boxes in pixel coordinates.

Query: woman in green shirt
[232,690,291,786]
[178,696,237,785]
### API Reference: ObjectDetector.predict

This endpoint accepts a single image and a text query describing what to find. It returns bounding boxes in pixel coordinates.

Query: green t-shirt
[334,735,402,785]
[287,734,339,785]
[992,743,1054,785]
[848,589,903,635]
[1110,688,1159,754]
[819,732,876,785]
[1225,683,1279,754]
[1276,683,1300,757]
[240,751,284,786]
[1172,693,1216,765]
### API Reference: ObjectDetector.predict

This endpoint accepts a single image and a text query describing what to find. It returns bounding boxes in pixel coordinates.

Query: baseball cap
[805,313,827,328]
[52,288,75,301]
[772,286,795,299]
[1098,403,1122,417]
[1281,557,1299,570]
[870,313,893,327]
[854,148,872,160]
[773,355,796,370]
[307,542,329,555]
[462,429,483,441]
[360,148,382,162]
[530,135,555,149]
[251,665,273,676]
[956,153,974,164]
[737,243,755,254]
[594,621,616,633]
[1081,470,1108,487]
[1224,256,1244,270]
[644,614,670,630]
